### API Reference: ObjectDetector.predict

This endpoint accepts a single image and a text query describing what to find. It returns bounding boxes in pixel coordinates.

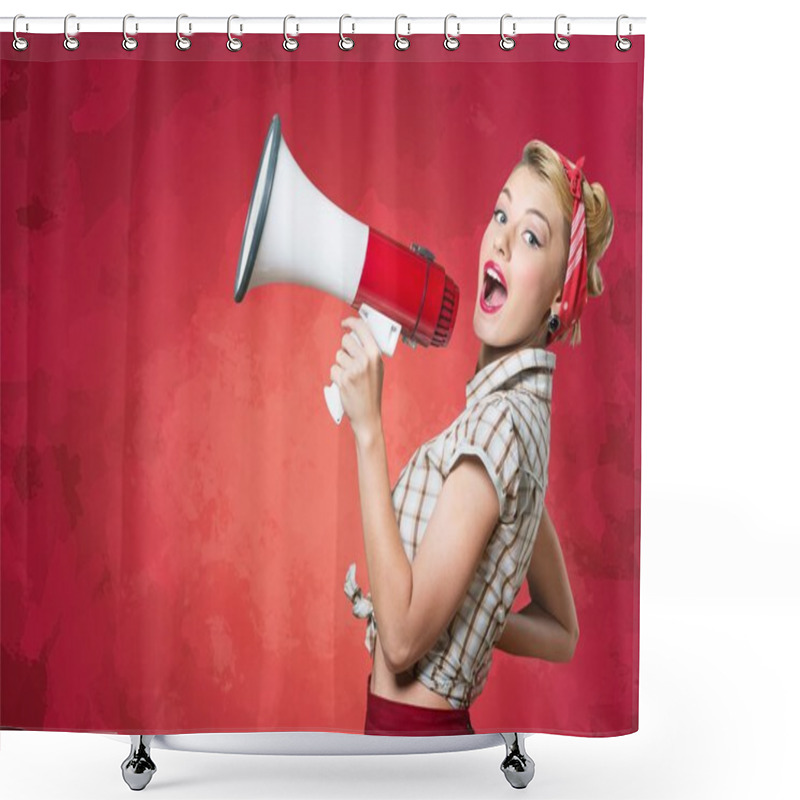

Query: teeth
[486,266,504,286]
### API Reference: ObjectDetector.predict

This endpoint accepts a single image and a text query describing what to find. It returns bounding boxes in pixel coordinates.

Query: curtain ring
[616,15,632,51]
[227,15,242,51]
[339,14,354,50]
[499,14,516,50]
[394,15,410,50]
[12,15,29,51]
[444,14,460,51]
[554,14,570,51]
[122,15,138,51]
[64,13,79,51]
[176,14,191,50]
[283,15,299,51]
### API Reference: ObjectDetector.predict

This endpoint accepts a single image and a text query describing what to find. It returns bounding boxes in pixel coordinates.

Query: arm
[333,315,504,675]
[495,504,580,662]
[354,425,500,674]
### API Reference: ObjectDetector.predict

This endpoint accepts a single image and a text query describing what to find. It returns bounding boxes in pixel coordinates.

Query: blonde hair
[516,141,615,346]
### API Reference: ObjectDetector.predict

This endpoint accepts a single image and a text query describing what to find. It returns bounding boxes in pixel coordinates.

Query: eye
[523,230,541,247]
[493,208,506,224]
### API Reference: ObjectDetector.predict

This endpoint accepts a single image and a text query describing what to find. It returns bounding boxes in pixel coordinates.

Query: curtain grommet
[283,15,299,51]
[616,15,632,51]
[500,14,516,50]
[64,13,80,51]
[339,14,355,50]
[394,15,410,50]
[227,15,243,51]
[12,14,29,51]
[444,14,460,51]
[122,14,138,51]
[176,14,191,50]
[554,14,570,51]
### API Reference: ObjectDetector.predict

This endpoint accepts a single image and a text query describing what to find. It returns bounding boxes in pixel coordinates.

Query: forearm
[495,601,578,662]
[353,424,413,668]
[526,506,580,640]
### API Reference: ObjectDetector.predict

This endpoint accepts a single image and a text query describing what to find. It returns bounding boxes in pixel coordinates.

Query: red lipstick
[480,260,508,314]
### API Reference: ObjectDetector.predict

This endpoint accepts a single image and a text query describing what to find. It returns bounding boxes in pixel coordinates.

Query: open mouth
[481,265,508,311]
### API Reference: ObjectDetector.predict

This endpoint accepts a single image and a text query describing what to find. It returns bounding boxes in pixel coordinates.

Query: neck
[476,328,548,373]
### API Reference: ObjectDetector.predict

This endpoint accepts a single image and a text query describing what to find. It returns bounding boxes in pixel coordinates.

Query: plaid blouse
[344,347,556,710]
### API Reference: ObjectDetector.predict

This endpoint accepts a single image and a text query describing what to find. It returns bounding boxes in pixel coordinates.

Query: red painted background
[1,33,643,735]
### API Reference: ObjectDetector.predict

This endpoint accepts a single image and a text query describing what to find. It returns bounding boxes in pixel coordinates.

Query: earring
[548,313,561,333]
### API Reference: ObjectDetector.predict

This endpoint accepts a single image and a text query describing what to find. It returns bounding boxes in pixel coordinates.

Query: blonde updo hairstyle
[516,141,615,346]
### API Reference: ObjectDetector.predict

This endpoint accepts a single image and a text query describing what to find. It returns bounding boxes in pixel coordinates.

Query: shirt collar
[465,347,556,408]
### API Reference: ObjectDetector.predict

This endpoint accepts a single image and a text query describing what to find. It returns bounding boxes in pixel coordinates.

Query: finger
[335,349,353,368]
[342,317,378,358]
[340,331,361,358]
[331,362,353,387]
[341,316,373,351]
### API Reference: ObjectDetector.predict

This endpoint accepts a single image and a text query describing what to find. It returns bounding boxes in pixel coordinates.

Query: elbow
[384,649,414,676]
[384,653,411,675]
[381,636,415,675]
[563,626,580,662]
[550,625,579,663]
[382,632,425,675]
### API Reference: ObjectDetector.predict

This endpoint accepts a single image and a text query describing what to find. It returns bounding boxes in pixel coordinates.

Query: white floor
[2,596,797,799]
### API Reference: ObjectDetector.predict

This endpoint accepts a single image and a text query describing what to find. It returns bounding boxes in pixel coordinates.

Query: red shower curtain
[1,32,643,735]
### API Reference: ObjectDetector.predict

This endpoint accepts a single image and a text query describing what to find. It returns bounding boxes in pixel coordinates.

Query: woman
[333,140,614,736]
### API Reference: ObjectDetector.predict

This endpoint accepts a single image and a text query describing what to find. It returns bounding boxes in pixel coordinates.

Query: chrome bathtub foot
[121,735,156,791]
[500,733,535,789]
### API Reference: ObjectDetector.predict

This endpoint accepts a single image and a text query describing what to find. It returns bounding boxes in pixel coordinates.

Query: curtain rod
[1,16,646,37]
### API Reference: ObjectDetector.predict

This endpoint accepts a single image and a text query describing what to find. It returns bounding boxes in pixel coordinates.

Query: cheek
[509,267,552,321]
[513,269,543,301]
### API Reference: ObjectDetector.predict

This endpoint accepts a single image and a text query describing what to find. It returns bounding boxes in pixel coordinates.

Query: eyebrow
[501,187,552,237]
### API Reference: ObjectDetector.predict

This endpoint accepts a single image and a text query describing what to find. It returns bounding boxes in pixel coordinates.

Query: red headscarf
[548,151,588,343]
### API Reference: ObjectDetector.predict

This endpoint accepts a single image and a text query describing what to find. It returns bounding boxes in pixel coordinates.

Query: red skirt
[364,674,475,736]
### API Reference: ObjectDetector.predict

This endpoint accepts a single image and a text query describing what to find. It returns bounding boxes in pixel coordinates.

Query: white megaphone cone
[234,114,459,425]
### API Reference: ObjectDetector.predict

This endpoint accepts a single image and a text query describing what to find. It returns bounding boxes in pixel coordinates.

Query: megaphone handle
[324,304,402,425]
[324,379,346,425]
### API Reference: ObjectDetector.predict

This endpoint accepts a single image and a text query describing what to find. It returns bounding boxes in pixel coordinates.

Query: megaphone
[234,114,460,425]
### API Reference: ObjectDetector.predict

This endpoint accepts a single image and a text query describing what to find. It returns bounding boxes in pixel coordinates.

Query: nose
[493,229,509,259]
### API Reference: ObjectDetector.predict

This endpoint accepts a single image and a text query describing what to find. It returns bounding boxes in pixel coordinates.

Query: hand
[330,316,384,441]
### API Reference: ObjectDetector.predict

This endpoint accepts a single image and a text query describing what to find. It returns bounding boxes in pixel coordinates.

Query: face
[474,165,568,353]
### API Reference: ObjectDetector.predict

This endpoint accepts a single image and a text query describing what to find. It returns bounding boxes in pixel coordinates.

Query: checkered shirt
[347,347,555,710]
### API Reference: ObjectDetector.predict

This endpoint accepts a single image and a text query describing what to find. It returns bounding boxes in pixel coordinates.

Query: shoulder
[444,396,521,524]
[463,394,517,432]
[448,395,519,461]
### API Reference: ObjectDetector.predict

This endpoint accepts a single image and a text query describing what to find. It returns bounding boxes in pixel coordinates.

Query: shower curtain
[1,28,644,737]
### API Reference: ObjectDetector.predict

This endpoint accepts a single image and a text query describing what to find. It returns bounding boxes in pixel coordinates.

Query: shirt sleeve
[443,399,521,524]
